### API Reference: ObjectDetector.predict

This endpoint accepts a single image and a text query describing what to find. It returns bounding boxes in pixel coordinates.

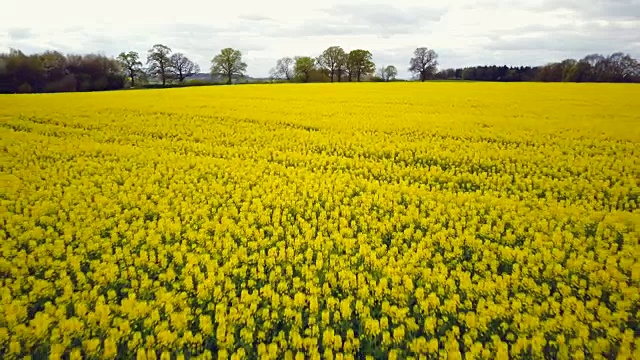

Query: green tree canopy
[211,48,247,84]
[347,50,375,82]
[117,51,143,87]
[146,44,172,86]
[294,56,315,83]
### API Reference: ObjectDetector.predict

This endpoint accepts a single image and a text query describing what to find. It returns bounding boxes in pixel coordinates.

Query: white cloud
[1,0,639,78]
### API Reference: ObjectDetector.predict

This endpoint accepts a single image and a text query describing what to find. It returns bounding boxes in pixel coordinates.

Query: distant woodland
[435,53,640,83]
[1,45,638,94]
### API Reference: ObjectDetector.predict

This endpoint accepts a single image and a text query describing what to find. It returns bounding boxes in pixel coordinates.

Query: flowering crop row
[0,83,638,359]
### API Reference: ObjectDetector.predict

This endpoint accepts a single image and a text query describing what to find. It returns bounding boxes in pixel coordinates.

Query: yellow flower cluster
[0,83,639,359]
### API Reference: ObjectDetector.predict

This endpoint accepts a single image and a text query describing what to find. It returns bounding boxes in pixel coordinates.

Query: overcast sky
[2,0,639,78]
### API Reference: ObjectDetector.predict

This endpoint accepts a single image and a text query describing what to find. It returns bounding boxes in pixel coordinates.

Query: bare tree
[605,52,640,81]
[320,46,346,82]
[410,47,438,82]
[147,44,172,86]
[117,51,142,87]
[269,57,294,80]
[211,48,247,84]
[169,53,200,83]
[377,66,386,80]
[583,54,605,68]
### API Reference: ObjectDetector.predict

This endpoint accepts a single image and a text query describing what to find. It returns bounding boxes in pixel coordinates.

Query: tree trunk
[130,71,135,87]
[228,73,232,84]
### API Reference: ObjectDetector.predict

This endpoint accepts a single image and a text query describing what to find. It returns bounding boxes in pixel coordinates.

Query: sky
[2,0,639,78]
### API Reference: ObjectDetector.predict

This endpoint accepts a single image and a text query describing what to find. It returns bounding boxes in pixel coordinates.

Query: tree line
[0,49,125,93]
[435,53,640,83]
[0,44,254,93]
[1,44,638,93]
[269,47,437,83]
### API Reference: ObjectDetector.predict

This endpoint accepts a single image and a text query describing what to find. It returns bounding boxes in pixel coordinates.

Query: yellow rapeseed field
[0,82,639,359]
